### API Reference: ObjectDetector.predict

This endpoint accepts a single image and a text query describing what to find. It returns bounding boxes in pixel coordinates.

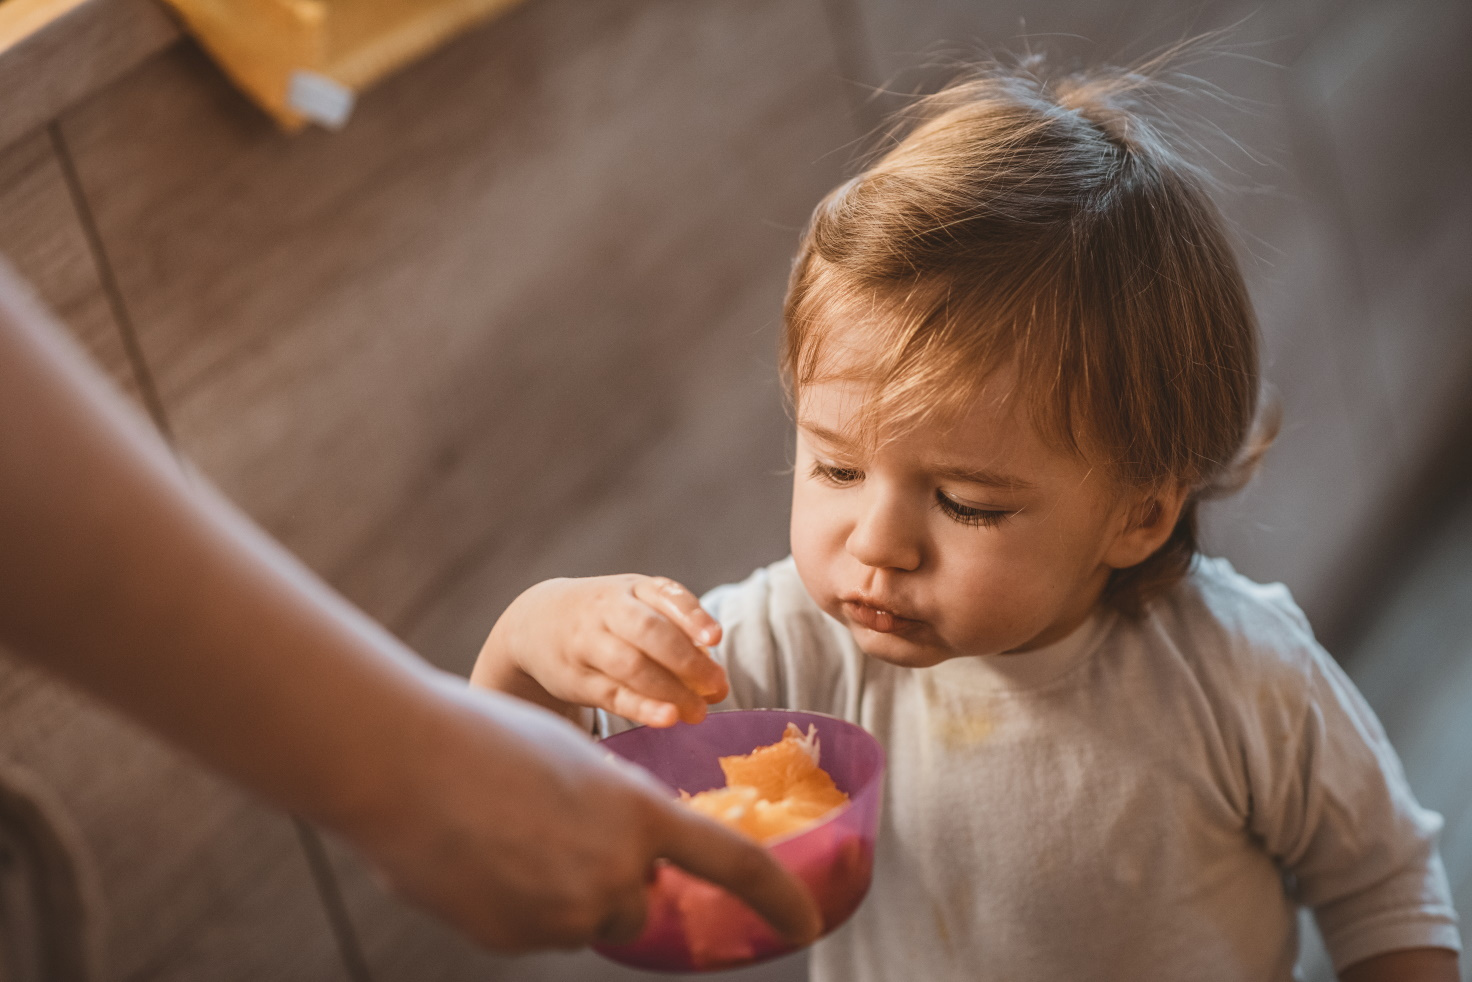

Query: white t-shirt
[657,555,1461,980]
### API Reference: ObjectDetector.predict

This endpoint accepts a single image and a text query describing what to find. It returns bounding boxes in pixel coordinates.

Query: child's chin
[850,630,951,668]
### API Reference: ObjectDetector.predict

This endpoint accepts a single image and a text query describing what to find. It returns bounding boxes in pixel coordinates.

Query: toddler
[473,59,1461,981]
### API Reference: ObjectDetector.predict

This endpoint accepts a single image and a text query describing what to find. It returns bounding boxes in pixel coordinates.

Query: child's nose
[845,491,922,571]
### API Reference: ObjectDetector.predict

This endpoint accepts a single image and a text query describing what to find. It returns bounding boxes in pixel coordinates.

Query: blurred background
[0,0,1468,978]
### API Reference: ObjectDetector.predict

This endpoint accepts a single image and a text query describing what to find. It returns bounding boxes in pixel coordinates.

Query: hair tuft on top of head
[783,44,1275,617]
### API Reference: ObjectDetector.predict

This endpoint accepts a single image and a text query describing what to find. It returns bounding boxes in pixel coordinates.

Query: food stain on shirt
[931,712,995,747]
[921,673,997,747]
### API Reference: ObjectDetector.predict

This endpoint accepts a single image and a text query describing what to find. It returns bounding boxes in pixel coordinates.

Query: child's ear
[1103,482,1190,571]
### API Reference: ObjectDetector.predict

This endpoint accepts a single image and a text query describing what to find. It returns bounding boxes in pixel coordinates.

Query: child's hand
[472,575,729,728]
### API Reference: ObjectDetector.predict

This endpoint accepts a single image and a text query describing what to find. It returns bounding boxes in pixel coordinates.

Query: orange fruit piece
[684,723,849,843]
[681,785,763,839]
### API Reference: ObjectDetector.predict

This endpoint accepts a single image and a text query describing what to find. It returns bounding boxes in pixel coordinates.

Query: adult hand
[0,261,820,953]
[345,680,820,951]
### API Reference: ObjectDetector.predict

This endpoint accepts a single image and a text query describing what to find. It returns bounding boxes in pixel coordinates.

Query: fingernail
[698,627,719,644]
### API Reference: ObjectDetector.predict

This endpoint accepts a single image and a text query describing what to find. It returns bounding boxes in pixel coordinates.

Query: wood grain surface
[0,0,180,152]
[0,130,139,400]
[0,116,349,982]
[0,653,349,982]
[51,0,857,675]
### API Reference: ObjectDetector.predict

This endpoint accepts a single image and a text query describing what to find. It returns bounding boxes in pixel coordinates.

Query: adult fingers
[653,804,822,946]
[593,884,651,946]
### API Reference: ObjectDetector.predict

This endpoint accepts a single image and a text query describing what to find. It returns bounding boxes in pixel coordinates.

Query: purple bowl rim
[600,708,887,842]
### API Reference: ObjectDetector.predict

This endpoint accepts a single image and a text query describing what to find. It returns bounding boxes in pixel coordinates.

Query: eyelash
[808,462,1011,529]
[935,494,1010,529]
[809,461,862,486]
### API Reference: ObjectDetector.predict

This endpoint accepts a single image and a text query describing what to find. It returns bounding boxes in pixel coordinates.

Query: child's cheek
[789,474,847,555]
[789,490,839,610]
[790,549,850,635]
[943,546,1057,648]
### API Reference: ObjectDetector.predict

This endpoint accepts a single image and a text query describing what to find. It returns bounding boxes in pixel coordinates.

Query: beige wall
[0,0,1467,978]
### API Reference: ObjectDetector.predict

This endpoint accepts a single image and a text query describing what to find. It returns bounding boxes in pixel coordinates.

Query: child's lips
[841,598,922,635]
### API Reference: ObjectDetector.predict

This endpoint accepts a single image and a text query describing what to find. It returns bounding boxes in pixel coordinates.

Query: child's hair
[782,54,1276,616]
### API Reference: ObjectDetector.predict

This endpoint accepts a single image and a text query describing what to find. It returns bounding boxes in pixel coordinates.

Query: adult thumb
[653,803,822,946]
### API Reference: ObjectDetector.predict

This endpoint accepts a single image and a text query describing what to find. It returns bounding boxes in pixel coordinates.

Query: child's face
[790,337,1148,667]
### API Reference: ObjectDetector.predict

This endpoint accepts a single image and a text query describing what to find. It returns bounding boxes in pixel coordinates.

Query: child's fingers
[569,662,677,727]
[620,580,728,703]
[635,577,723,646]
[597,676,678,728]
[606,595,726,703]
[585,636,708,726]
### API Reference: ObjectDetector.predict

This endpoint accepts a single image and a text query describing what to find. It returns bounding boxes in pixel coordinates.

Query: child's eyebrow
[933,465,1037,492]
[797,420,860,451]
[800,420,1037,491]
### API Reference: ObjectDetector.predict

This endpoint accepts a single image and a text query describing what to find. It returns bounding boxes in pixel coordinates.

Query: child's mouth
[843,600,919,635]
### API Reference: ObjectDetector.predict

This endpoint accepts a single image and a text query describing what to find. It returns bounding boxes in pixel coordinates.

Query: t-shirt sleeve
[701,558,860,719]
[1236,597,1461,969]
[696,570,787,710]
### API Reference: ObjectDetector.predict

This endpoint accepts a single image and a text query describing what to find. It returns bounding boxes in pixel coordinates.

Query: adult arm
[0,262,819,951]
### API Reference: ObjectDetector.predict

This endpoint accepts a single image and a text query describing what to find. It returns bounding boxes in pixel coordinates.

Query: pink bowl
[594,709,885,973]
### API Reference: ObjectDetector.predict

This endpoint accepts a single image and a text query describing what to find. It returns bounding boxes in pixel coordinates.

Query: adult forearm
[0,267,824,951]
[0,267,431,830]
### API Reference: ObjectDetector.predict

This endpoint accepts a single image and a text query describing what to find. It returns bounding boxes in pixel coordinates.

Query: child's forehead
[797,359,1104,474]
[795,377,1105,500]
[796,369,1039,459]
[793,284,1102,467]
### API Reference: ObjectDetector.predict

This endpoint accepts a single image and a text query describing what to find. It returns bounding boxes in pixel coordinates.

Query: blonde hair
[783,56,1276,616]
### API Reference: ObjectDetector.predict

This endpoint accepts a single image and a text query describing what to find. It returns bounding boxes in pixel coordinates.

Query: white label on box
[287,71,356,130]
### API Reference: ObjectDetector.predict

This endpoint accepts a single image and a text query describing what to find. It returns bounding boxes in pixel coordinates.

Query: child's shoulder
[1178,554,1315,637]
[1147,554,1328,691]
[701,558,860,715]
[701,556,850,659]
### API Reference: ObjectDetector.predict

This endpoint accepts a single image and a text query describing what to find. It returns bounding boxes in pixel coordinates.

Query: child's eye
[935,491,1010,528]
[810,461,863,486]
